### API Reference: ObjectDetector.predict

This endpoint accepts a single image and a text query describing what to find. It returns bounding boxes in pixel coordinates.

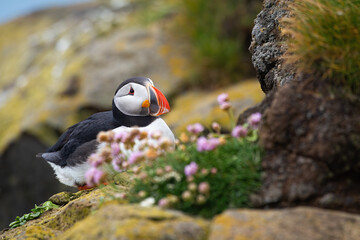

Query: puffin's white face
[114,83,149,116]
[113,81,170,117]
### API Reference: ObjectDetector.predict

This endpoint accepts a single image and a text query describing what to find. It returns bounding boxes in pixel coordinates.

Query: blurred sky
[0,0,92,24]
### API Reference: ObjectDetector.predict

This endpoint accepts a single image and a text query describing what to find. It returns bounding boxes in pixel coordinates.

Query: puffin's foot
[77,185,93,191]
[77,182,110,191]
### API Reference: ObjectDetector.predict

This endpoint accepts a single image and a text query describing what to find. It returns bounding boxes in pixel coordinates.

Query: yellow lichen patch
[169,57,187,78]
[24,225,55,239]
[164,79,264,134]
[58,204,209,240]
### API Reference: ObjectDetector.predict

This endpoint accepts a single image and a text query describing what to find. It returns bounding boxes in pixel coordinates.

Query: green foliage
[180,0,262,88]
[129,137,263,218]
[9,201,59,228]
[283,0,360,94]
[131,0,262,88]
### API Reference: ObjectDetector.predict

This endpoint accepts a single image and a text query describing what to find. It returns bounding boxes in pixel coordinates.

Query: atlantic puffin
[37,77,174,188]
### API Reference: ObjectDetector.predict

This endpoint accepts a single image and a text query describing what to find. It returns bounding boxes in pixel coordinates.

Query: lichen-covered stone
[0,186,116,239]
[58,204,209,240]
[164,80,264,134]
[209,207,360,240]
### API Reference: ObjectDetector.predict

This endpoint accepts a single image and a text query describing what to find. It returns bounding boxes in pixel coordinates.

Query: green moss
[282,0,360,94]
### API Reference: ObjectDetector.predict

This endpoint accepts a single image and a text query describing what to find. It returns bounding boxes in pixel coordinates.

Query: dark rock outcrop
[255,78,360,212]
[246,0,360,212]
[249,0,295,93]
[0,133,73,230]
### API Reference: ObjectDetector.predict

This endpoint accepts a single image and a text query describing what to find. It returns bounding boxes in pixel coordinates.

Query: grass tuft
[282,0,360,94]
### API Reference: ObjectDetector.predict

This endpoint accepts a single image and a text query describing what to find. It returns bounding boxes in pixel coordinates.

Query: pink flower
[114,131,128,142]
[220,102,231,110]
[211,122,221,133]
[232,125,248,138]
[197,136,221,152]
[85,167,105,187]
[111,142,120,156]
[211,167,218,175]
[217,93,229,105]
[198,182,210,194]
[248,112,262,129]
[184,161,198,176]
[158,198,169,208]
[186,123,204,134]
[112,154,125,172]
[128,151,144,164]
[88,153,104,167]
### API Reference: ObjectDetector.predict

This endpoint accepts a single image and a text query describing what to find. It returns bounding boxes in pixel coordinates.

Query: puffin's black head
[112,77,170,119]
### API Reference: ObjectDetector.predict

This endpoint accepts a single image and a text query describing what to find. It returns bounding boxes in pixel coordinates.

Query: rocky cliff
[2,185,360,240]
[245,0,360,212]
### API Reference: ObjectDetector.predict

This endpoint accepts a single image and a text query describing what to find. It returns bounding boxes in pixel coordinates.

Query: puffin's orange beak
[148,86,170,116]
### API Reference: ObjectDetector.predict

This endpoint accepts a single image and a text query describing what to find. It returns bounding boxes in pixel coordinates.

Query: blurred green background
[0,0,264,229]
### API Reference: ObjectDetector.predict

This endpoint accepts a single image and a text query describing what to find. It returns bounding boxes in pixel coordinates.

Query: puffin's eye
[129,87,134,95]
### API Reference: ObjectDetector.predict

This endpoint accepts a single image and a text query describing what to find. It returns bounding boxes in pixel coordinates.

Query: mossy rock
[0,186,117,239]
[164,79,264,134]
[58,204,209,240]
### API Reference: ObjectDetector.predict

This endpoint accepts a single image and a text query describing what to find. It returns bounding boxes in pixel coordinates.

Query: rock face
[256,78,360,211]
[0,133,73,230]
[2,187,360,240]
[249,0,295,93]
[59,205,208,240]
[0,187,209,240]
[247,0,360,213]
[209,207,360,240]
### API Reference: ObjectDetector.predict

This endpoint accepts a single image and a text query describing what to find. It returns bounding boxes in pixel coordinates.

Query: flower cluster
[85,128,174,187]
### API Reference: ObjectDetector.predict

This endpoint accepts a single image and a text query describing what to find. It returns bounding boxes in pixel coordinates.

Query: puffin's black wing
[46,111,120,166]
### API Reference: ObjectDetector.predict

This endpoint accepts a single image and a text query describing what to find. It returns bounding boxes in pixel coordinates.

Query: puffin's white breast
[50,118,174,187]
[113,118,175,142]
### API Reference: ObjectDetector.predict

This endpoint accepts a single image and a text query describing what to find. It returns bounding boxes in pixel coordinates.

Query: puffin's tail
[36,152,62,165]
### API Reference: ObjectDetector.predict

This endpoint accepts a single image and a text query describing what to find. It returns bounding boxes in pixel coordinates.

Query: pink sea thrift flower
[158,198,169,208]
[85,167,105,187]
[128,151,144,164]
[211,122,221,133]
[198,182,210,194]
[111,142,120,156]
[88,153,104,167]
[220,102,231,110]
[184,161,198,176]
[197,136,221,152]
[186,123,204,134]
[217,93,229,105]
[248,112,262,129]
[112,154,125,172]
[232,125,248,138]
[114,131,129,142]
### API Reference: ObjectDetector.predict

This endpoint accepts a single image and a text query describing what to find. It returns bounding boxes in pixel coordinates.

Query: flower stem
[227,108,235,129]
